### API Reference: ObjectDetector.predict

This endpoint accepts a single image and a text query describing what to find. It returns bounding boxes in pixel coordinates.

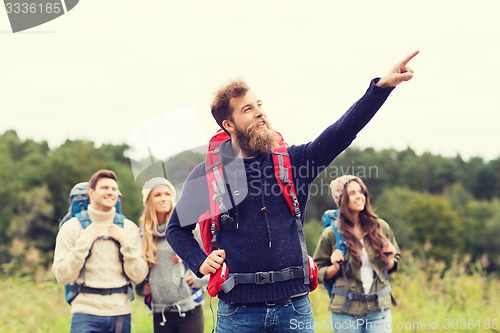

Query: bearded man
[167,51,419,333]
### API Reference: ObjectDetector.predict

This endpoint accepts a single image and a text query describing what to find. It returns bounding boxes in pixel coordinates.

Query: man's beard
[235,120,276,156]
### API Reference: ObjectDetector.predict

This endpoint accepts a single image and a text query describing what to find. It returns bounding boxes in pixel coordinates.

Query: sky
[1,0,500,168]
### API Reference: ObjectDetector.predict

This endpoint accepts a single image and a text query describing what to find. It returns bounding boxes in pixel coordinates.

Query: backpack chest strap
[75,211,127,284]
[68,283,131,297]
[332,285,391,313]
[220,267,304,293]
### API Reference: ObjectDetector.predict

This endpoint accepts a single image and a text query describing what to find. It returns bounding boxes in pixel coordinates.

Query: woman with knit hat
[136,177,208,333]
[313,175,401,333]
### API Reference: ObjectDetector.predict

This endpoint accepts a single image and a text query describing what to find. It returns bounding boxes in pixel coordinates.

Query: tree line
[1,129,499,278]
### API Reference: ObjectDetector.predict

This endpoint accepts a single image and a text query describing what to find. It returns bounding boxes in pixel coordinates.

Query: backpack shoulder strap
[203,129,232,253]
[321,209,337,228]
[68,210,132,304]
[270,135,298,217]
[74,210,93,286]
[76,211,124,229]
[113,213,125,228]
[76,211,92,229]
[331,216,347,255]
[330,212,350,291]
[270,135,309,285]
[111,213,130,282]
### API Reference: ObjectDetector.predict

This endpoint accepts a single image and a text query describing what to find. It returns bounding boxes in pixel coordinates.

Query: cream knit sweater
[53,205,148,316]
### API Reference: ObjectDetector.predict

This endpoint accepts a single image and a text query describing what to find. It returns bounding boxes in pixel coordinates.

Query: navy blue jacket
[166,79,394,303]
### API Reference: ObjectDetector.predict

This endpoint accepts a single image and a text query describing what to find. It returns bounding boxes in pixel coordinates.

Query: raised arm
[376,50,419,88]
[291,50,420,182]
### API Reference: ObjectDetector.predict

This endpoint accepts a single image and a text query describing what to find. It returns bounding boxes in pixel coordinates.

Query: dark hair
[210,79,250,134]
[338,179,388,265]
[88,169,118,190]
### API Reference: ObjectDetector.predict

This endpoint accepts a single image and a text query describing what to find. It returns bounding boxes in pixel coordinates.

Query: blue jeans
[70,313,131,333]
[331,309,392,333]
[216,294,314,333]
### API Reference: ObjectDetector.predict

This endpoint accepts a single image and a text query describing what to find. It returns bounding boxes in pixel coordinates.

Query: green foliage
[0,149,18,243]
[1,129,500,275]
[463,199,500,271]
[165,150,204,186]
[391,252,499,332]
[443,182,474,217]
[374,186,419,250]
[113,163,145,223]
[472,159,500,200]
[9,185,55,251]
[407,193,464,262]
[304,218,323,256]
[46,140,112,220]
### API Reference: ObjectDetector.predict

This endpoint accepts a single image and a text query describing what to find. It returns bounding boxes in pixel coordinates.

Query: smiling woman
[313,175,401,333]
[136,177,208,333]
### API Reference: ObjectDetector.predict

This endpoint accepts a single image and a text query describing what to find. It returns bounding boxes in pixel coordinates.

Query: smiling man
[53,169,148,333]
[167,51,418,332]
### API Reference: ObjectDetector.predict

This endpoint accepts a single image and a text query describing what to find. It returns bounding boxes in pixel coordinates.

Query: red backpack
[198,129,318,296]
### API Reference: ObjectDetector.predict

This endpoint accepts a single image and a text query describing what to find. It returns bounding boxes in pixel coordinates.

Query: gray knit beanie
[142,177,176,205]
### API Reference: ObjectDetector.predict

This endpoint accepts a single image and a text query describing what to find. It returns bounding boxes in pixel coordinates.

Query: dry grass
[1,256,498,333]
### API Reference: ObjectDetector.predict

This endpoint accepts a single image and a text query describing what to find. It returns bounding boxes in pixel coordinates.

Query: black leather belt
[228,293,308,308]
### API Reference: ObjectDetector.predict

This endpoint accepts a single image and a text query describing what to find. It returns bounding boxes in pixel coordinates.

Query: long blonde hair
[140,184,175,267]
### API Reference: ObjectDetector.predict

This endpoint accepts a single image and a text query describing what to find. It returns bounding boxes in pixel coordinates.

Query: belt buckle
[255,271,274,284]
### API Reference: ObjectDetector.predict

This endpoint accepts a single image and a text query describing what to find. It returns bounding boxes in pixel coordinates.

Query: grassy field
[1,257,499,333]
